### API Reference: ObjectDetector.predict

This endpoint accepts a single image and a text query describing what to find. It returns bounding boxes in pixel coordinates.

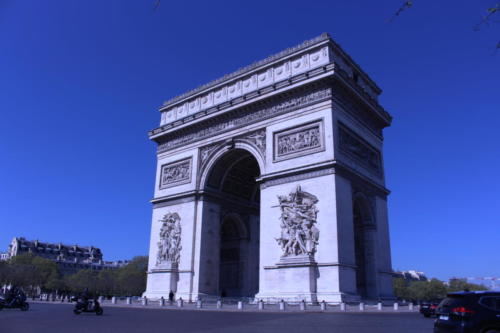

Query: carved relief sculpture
[338,124,381,172]
[156,212,182,267]
[159,158,192,189]
[241,129,266,158]
[274,121,324,161]
[275,186,320,258]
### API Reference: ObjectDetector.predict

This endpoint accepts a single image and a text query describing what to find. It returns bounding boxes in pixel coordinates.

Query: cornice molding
[160,33,332,109]
[154,84,333,153]
[149,65,334,139]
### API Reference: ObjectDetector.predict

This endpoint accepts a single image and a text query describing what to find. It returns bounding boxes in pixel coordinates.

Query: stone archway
[198,148,261,298]
[353,195,378,299]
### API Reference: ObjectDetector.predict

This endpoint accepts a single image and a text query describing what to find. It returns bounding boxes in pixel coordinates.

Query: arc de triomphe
[144,33,394,302]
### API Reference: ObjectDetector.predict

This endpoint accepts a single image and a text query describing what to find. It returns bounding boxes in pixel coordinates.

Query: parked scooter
[0,295,30,311]
[71,297,103,315]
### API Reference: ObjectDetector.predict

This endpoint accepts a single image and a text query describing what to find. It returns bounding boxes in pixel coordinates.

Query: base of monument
[255,291,358,303]
[143,268,180,299]
[152,261,178,271]
[276,254,316,266]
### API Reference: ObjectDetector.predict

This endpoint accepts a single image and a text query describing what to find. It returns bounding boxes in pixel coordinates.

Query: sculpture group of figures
[161,161,190,186]
[275,186,320,257]
[277,127,320,156]
[156,213,182,266]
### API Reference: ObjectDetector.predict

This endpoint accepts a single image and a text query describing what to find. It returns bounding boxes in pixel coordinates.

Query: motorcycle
[0,295,30,311]
[71,297,103,315]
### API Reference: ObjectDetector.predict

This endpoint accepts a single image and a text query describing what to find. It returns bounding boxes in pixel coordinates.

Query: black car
[434,291,500,333]
[421,301,441,317]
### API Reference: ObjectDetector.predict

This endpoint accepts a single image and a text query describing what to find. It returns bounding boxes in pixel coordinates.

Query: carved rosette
[275,186,320,259]
[156,212,182,267]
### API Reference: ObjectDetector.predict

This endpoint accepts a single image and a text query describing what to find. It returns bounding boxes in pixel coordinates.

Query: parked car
[420,300,441,317]
[434,291,500,333]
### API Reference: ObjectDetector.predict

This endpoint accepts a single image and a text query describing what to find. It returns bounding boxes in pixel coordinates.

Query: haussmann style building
[144,33,394,303]
[6,237,129,274]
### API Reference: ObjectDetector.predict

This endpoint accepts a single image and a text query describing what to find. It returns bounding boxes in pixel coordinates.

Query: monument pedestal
[143,262,179,299]
[256,255,320,303]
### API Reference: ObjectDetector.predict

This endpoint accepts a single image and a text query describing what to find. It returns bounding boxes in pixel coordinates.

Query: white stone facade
[144,33,394,303]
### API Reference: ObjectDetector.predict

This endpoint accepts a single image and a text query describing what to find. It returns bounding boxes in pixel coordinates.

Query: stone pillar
[196,300,202,309]
[111,296,117,304]
[142,296,148,306]
[258,300,264,310]
[409,303,414,311]
[279,300,286,311]
[393,302,399,311]
[320,301,327,311]
[377,302,382,311]
[216,300,222,309]
[177,298,183,308]
[237,301,244,310]
[359,302,365,311]
[300,300,306,311]
[340,302,346,311]
[159,297,165,306]
[126,297,131,305]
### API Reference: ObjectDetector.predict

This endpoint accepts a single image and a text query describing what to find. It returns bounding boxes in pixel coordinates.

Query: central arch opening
[202,148,261,298]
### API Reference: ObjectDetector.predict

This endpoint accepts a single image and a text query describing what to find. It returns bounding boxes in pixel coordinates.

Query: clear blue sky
[1,0,499,282]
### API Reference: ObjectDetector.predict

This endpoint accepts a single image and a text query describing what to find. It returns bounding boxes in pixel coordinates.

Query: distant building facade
[0,252,9,261]
[394,270,428,282]
[6,237,129,274]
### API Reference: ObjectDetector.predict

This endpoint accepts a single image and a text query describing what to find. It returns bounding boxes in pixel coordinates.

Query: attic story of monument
[143,33,394,302]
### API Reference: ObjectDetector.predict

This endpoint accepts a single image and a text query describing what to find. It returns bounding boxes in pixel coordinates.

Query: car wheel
[424,314,430,318]
[96,307,103,316]
[73,309,81,315]
[20,303,29,311]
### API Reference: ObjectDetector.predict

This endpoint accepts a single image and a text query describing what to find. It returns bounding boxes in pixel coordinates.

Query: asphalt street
[1,302,434,333]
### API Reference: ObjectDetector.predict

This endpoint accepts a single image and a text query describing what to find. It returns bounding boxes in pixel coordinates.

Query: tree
[115,256,148,296]
[393,277,410,300]
[448,278,488,292]
[406,279,448,301]
[64,269,99,294]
